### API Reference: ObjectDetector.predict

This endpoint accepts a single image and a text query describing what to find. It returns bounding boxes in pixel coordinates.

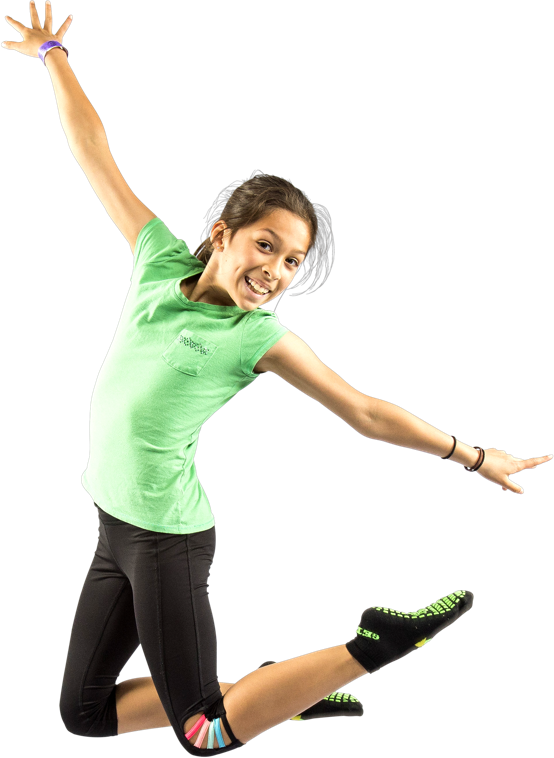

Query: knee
[59,688,118,738]
[59,697,88,737]
[59,683,82,735]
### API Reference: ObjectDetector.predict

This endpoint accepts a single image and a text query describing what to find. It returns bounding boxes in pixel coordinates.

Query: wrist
[449,440,481,468]
[44,45,68,67]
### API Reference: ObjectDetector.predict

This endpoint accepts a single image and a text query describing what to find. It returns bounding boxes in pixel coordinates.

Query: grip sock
[345,590,473,674]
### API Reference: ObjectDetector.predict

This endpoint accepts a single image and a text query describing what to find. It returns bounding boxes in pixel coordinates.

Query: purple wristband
[38,40,69,65]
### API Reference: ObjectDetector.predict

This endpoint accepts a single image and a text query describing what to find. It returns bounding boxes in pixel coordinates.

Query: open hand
[477,448,552,494]
[2,1,72,58]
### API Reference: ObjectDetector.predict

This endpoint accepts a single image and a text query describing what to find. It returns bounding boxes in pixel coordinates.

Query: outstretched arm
[256,331,475,462]
[257,331,552,494]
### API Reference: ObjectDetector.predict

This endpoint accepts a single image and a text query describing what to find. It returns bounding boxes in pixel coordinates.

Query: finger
[44,0,52,33]
[29,0,40,29]
[57,16,73,34]
[524,454,553,469]
[4,15,28,36]
[505,479,524,494]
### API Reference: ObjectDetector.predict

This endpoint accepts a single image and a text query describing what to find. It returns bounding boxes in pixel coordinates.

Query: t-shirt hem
[92,500,215,534]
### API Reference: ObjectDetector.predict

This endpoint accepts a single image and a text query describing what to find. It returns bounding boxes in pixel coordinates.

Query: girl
[3,3,551,755]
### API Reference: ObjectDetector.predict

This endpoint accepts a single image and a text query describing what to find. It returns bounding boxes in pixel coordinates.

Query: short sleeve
[240,309,289,378]
[132,217,204,283]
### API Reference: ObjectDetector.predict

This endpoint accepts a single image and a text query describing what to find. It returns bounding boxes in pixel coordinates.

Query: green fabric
[81,217,289,534]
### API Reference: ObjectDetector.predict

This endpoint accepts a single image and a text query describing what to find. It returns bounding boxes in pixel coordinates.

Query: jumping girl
[3,3,552,755]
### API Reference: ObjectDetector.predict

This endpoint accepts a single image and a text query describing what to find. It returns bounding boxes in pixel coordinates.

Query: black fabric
[59,504,244,754]
[204,696,242,749]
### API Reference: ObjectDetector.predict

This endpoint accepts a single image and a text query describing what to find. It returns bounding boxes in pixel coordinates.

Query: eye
[258,242,300,268]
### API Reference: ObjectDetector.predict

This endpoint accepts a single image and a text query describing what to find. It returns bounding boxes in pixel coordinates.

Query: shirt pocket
[162,328,219,376]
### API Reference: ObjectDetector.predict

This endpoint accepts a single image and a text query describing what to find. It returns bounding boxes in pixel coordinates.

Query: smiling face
[187,209,312,310]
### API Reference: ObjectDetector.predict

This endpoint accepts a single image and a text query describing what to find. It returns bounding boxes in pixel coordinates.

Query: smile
[244,276,270,295]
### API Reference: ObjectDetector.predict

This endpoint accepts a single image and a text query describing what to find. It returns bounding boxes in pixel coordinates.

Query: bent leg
[201,590,473,747]
[218,645,365,744]
[181,645,365,750]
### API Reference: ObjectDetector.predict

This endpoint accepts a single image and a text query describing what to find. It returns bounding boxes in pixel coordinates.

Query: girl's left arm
[257,331,552,494]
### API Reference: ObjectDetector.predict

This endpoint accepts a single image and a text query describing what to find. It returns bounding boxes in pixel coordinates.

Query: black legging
[59,504,244,755]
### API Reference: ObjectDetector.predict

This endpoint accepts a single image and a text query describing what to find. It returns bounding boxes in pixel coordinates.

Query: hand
[2,1,72,58]
[477,448,552,494]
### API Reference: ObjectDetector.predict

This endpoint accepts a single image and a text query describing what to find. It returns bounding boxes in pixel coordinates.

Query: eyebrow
[258,228,308,257]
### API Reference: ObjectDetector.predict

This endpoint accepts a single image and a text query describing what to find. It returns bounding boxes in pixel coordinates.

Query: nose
[262,261,280,283]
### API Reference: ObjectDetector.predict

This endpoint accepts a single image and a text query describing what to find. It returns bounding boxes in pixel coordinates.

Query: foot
[258,661,363,720]
[346,590,473,673]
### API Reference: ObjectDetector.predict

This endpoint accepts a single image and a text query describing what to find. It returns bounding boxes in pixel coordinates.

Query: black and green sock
[346,590,473,674]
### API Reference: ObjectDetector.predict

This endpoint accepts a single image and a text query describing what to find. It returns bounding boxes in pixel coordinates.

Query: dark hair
[192,170,335,297]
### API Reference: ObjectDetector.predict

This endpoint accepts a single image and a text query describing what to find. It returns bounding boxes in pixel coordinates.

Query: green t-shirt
[81,217,289,534]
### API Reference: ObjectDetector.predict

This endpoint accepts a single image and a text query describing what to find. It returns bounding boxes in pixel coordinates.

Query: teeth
[246,276,269,294]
